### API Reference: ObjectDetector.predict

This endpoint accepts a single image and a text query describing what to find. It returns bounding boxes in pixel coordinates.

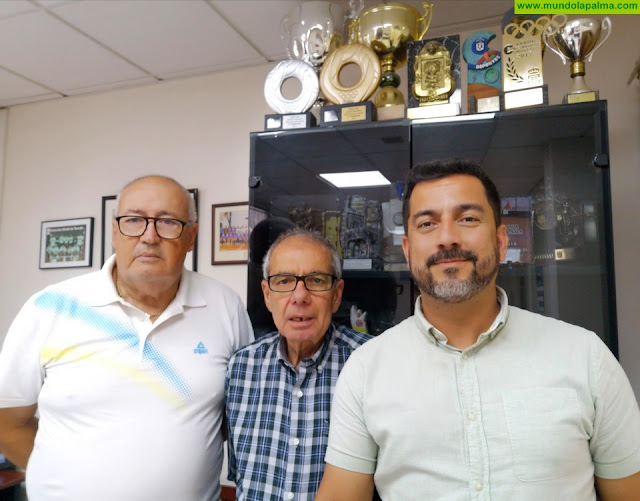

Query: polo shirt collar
[414,286,510,352]
[87,254,206,310]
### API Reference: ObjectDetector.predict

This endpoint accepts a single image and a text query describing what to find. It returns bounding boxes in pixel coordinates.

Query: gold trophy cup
[544,17,612,103]
[349,2,433,110]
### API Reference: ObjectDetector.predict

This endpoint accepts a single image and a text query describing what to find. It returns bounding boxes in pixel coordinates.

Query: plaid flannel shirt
[225,323,371,501]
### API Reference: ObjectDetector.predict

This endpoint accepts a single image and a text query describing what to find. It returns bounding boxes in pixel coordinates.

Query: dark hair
[402,158,501,233]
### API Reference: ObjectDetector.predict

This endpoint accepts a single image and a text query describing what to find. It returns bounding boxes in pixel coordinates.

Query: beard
[410,247,500,304]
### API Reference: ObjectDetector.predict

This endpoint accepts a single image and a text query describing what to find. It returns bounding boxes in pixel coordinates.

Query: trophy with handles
[544,17,612,104]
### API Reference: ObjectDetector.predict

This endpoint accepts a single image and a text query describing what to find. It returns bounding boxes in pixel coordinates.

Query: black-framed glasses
[115,215,192,240]
[267,273,337,292]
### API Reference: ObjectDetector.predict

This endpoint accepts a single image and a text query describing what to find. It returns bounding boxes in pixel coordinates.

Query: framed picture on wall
[39,217,94,269]
[101,189,199,270]
[211,202,249,265]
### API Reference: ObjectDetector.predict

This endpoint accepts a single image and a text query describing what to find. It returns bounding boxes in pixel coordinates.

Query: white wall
[0,64,272,327]
[0,8,638,446]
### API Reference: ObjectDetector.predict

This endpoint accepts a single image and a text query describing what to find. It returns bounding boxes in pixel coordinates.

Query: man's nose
[290,278,311,301]
[140,219,161,243]
[437,218,460,248]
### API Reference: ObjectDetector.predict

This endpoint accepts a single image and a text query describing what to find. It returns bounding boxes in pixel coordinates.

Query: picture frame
[100,189,199,271]
[39,217,94,269]
[211,202,249,265]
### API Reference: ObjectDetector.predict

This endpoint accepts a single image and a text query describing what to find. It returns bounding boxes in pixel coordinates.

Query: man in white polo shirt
[0,175,253,501]
[316,159,640,500]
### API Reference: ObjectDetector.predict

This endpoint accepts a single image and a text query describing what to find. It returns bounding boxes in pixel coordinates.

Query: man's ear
[331,279,345,314]
[187,223,198,252]
[497,224,508,262]
[262,280,273,313]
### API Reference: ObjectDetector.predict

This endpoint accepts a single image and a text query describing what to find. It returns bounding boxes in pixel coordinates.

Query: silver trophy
[544,17,611,103]
[280,1,346,115]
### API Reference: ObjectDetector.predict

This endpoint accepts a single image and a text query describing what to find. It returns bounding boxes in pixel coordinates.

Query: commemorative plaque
[407,35,461,119]
[463,30,501,113]
[500,11,563,110]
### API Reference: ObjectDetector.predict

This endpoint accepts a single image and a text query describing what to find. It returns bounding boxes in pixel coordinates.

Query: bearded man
[315,159,640,501]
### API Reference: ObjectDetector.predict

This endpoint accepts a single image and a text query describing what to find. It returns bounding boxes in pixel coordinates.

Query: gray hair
[262,228,342,280]
[116,175,197,222]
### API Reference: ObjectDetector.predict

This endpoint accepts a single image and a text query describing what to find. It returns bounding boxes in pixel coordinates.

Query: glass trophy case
[248,101,617,356]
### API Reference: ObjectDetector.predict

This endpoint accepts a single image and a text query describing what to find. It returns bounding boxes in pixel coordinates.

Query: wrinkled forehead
[270,236,333,271]
[118,177,189,218]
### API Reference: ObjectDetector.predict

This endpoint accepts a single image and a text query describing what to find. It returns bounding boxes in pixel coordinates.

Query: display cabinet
[248,101,617,356]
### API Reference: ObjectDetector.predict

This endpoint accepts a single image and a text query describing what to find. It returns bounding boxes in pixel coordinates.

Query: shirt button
[475,481,483,491]
[296,390,303,398]
[292,437,300,446]
[317,366,323,374]
[461,352,468,360]
[286,492,294,500]
[468,411,476,421]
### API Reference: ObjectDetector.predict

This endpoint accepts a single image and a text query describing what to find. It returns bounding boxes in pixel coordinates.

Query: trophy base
[407,102,461,120]
[376,104,406,121]
[469,95,501,114]
[264,112,316,131]
[319,101,376,127]
[564,91,598,104]
[501,85,548,110]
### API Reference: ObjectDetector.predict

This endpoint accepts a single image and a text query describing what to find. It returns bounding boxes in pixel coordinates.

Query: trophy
[406,35,461,119]
[318,42,381,125]
[264,1,346,130]
[543,17,612,104]
[349,2,433,120]
[500,11,564,110]
[463,30,501,113]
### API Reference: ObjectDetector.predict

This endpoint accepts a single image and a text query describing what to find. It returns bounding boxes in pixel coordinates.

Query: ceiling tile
[0,11,149,93]
[211,0,299,62]
[0,67,62,107]
[0,0,37,20]
[51,0,266,78]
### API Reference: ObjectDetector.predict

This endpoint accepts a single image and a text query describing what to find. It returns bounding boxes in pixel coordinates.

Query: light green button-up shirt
[326,287,640,500]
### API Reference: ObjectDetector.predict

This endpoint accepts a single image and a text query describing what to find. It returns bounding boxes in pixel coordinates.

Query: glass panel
[411,101,616,355]
[249,121,414,337]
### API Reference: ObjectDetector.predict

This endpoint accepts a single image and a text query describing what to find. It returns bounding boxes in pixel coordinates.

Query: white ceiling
[0,0,513,108]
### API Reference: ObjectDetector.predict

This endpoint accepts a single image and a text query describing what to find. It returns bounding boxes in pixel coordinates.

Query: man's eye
[276,276,294,285]
[418,220,433,228]
[125,217,144,224]
[158,218,180,227]
[460,216,479,223]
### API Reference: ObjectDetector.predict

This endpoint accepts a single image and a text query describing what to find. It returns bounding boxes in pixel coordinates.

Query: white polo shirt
[0,255,253,501]
[325,288,640,500]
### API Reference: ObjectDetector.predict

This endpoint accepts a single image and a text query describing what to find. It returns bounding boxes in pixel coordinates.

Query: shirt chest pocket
[503,387,590,482]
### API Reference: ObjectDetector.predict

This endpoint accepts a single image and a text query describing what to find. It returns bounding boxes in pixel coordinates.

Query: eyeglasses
[267,273,337,292]
[115,215,192,240]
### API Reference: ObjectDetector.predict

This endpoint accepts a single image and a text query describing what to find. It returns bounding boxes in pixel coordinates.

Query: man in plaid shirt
[225,228,371,500]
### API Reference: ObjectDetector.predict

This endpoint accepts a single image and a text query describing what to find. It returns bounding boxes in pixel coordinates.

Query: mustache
[426,248,478,267]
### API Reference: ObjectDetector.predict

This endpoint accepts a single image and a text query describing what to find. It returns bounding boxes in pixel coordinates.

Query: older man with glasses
[0,175,253,501]
[225,228,371,501]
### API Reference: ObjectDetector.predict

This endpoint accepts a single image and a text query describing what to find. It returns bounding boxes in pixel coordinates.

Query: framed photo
[39,217,94,269]
[101,189,199,271]
[212,202,249,265]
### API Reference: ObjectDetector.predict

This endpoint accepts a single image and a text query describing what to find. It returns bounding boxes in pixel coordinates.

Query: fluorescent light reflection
[319,171,391,188]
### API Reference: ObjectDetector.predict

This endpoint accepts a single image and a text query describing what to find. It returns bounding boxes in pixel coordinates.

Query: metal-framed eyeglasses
[115,215,192,240]
[267,273,337,292]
